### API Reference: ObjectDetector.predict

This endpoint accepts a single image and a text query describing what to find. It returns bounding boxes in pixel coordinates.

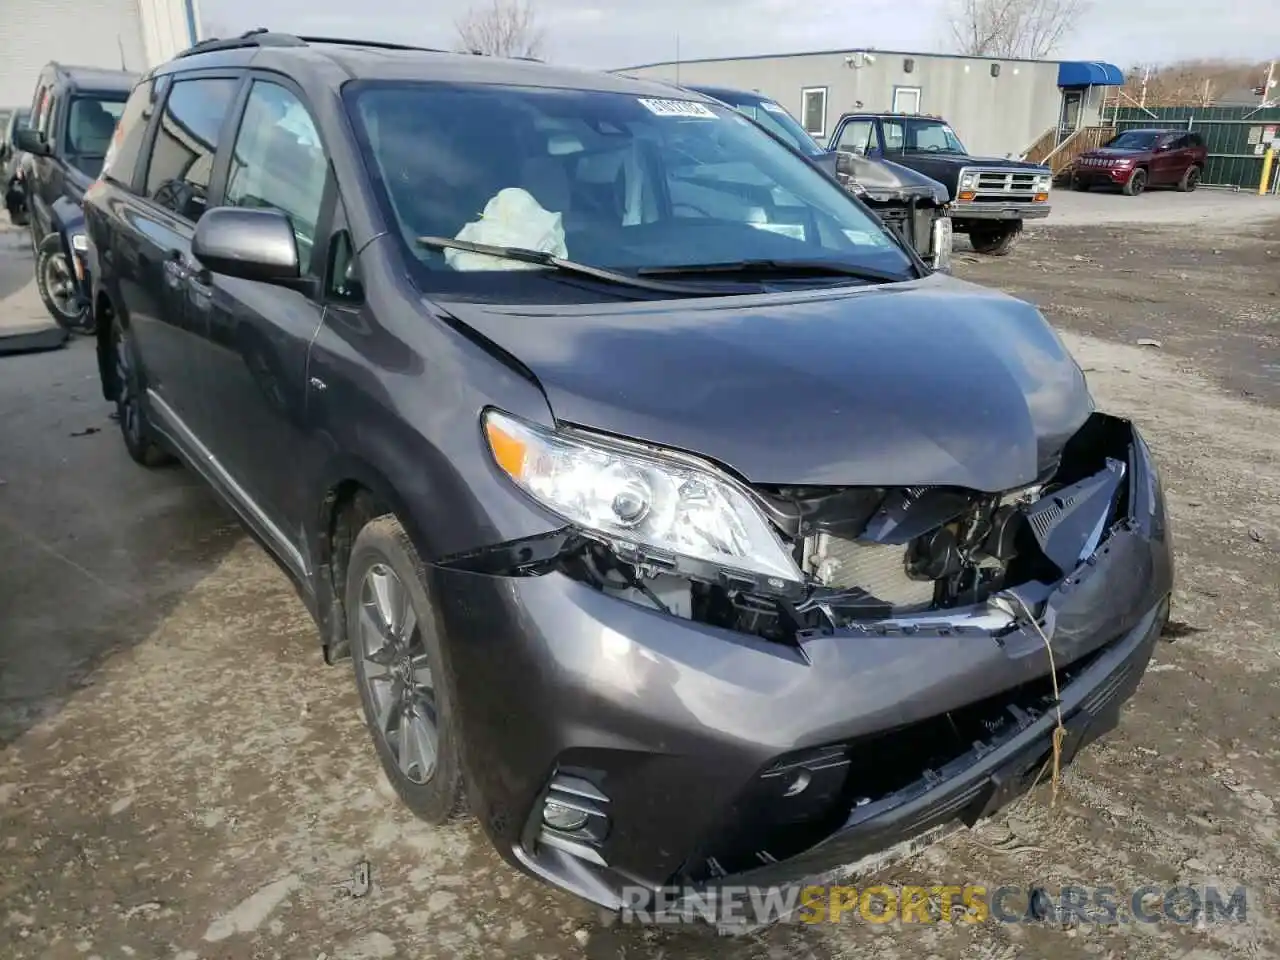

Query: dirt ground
[1,206,1279,960]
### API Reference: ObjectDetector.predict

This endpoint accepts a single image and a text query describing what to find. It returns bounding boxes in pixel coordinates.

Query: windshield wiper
[637,258,909,285]
[415,236,725,296]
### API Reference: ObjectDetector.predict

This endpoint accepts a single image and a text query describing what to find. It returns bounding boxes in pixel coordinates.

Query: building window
[892,85,922,114]
[801,86,827,139]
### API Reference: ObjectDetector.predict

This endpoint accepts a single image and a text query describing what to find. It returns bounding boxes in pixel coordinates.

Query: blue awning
[1058,61,1125,87]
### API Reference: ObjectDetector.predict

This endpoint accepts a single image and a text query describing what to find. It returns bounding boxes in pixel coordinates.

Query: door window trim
[800,86,828,139]
[216,70,337,283]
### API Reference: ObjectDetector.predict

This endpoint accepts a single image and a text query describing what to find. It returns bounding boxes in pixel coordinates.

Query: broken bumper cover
[430,427,1172,909]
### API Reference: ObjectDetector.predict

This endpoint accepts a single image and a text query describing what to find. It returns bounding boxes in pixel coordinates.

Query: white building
[619,49,1124,160]
[2,0,201,108]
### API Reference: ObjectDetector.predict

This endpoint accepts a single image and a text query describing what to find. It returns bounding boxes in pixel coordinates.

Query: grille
[974,170,1039,193]
[804,534,936,611]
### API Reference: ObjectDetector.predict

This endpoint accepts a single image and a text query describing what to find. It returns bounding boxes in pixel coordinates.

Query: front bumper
[952,200,1051,221]
[1073,166,1134,186]
[432,424,1172,908]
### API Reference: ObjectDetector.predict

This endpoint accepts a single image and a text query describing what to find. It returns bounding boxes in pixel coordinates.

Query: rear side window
[225,81,328,265]
[102,79,159,186]
[144,77,239,222]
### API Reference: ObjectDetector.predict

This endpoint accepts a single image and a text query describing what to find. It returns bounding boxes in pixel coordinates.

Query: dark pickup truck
[828,112,1052,256]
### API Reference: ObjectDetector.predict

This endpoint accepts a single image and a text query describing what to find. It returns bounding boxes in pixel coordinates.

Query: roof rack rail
[174,28,306,59]
[294,36,447,54]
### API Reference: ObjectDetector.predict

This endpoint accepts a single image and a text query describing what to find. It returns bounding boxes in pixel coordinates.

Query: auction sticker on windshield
[760,101,788,114]
[638,98,718,119]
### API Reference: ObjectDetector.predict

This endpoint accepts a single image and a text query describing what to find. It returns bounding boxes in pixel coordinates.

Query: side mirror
[192,207,300,285]
[13,128,49,157]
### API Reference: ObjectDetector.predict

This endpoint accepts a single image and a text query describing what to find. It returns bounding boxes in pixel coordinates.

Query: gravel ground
[1,212,1278,960]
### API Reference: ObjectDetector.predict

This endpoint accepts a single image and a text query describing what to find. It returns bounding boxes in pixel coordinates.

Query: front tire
[969,221,1022,256]
[109,316,172,467]
[1071,176,1090,191]
[35,234,92,333]
[347,516,465,825]
[1177,165,1201,192]
[1123,168,1147,196]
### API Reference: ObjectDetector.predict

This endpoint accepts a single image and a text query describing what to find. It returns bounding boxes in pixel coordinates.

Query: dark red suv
[1071,129,1207,196]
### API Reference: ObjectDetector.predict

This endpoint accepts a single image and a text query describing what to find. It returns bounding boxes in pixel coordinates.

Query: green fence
[1110,105,1280,191]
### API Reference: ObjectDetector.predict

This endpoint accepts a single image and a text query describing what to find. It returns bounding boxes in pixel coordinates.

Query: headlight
[70,233,88,252]
[959,173,976,189]
[931,215,953,272]
[1034,175,1052,191]
[483,410,803,587]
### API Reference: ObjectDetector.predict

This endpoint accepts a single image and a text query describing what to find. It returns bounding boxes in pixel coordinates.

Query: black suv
[14,63,136,331]
[85,31,1171,916]
[828,112,1053,256]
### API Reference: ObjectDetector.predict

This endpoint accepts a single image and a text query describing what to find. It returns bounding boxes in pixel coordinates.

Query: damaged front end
[434,407,1172,910]
[448,410,1165,658]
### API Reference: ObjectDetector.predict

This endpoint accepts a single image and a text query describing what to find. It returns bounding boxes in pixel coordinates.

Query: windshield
[883,118,968,155]
[1104,131,1158,149]
[714,97,823,157]
[347,82,913,300]
[64,95,126,176]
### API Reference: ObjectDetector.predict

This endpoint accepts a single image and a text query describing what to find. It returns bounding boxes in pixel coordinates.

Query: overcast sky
[200,0,1278,70]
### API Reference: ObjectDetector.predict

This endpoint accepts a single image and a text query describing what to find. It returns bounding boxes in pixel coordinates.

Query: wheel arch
[309,454,429,664]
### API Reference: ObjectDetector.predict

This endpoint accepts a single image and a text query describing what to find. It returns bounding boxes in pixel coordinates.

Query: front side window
[144,77,239,222]
[835,119,874,155]
[225,81,328,265]
[348,82,911,302]
[63,95,127,177]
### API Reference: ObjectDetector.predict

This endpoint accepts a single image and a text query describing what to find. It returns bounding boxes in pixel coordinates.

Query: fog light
[542,799,589,832]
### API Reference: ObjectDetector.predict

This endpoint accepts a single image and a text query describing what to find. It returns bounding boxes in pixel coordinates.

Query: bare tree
[947,0,1089,60]
[455,0,546,59]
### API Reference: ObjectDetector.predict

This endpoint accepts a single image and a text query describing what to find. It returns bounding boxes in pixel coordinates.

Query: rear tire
[1071,176,1090,192]
[109,316,172,468]
[969,221,1022,257]
[347,516,466,826]
[1122,168,1147,196]
[1177,165,1201,192]
[35,233,92,333]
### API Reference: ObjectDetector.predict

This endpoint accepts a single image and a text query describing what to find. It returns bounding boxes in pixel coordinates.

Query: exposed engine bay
[555,413,1134,644]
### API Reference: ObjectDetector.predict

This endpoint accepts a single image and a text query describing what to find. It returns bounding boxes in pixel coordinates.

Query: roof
[46,63,138,92]
[618,47,1110,71]
[166,32,692,97]
[1057,61,1124,87]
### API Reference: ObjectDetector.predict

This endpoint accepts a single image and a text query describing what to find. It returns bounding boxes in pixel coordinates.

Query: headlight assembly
[483,410,803,589]
[959,173,976,189]
[70,233,88,252]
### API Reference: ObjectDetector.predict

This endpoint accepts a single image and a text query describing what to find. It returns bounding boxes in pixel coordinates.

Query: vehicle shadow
[0,222,36,304]
[0,338,242,745]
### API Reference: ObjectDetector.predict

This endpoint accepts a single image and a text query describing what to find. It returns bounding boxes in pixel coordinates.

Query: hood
[445,277,1093,492]
[900,153,1050,172]
[841,154,949,204]
[1079,147,1146,159]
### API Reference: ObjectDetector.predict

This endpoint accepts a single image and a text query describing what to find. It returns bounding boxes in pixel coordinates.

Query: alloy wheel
[42,251,80,322]
[114,325,142,447]
[358,563,439,785]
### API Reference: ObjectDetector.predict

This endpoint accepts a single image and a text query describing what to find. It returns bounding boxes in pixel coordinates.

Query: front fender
[48,196,92,301]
